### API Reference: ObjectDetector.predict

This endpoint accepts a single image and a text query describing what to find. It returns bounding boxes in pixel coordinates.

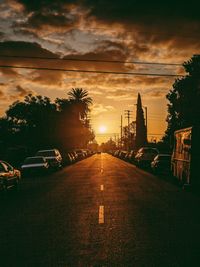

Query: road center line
[99,205,104,224]
[100,184,104,191]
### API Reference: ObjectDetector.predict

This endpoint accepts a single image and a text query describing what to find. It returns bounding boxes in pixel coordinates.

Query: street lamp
[143,106,148,137]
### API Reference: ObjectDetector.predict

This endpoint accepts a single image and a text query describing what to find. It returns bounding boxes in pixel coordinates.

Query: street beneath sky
[0,153,200,267]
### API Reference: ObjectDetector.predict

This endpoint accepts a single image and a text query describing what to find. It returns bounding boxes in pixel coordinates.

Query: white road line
[99,205,104,224]
[100,184,104,191]
[100,154,103,172]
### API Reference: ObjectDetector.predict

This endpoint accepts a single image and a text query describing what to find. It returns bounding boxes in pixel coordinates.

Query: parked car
[0,160,21,190]
[21,156,49,176]
[124,151,131,161]
[63,153,74,165]
[74,149,86,160]
[70,151,78,161]
[119,151,128,160]
[127,150,137,163]
[35,149,62,169]
[151,154,171,174]
[135,147,159,168]
[114,150,120,157]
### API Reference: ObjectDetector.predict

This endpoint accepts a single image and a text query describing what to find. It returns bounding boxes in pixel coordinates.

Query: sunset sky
[0,0,200,143]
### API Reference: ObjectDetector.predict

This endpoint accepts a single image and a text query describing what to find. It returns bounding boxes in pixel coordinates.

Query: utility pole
[144,106,148,138]
[124,110,132,128]
[124,110,133,150]
[120,115,123,148]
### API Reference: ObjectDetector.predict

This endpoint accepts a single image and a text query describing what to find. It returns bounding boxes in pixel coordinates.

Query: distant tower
[135,93,147,149]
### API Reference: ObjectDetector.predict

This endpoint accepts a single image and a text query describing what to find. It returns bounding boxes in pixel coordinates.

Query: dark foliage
[164,55,200,147]
[0,89,94,163]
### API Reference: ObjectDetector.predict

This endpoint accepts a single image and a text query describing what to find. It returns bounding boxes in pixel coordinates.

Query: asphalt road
[0,153,200,267]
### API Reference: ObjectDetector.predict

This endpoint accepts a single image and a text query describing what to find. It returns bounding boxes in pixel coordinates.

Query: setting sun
[98,125,107,134]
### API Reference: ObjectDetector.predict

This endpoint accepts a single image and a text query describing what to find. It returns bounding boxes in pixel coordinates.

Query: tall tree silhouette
[67,88,92,120]
[164,55,200,146]
[135,93,147,149]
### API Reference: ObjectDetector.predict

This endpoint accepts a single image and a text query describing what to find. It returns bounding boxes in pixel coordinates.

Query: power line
[0,54,183,66]
[0,65,183,77]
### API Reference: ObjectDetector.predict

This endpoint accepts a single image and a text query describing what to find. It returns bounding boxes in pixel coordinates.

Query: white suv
[35,149,62,169]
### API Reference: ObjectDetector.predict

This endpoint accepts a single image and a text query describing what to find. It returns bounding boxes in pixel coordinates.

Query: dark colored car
[151,154,171,174]
[113,150,120,157]
[135,147,159,168]
[74,149,86,160]
[63,153,74,165]
[0,160,21,191]
[36,149,62,169]
[70,151,78,161]
[127,150,137,163]
[119,151,128,160]
[21,156,49,176]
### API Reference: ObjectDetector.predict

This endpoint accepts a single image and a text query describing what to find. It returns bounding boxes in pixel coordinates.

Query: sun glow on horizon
[98,125,107,134]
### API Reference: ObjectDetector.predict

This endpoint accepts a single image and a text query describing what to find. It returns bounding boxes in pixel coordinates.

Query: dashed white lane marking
[100,154,103,172]
[100,184,104,191]
[99,205,104,224]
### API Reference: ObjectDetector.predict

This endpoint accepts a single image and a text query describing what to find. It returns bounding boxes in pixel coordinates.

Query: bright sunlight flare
[98,125,107,134]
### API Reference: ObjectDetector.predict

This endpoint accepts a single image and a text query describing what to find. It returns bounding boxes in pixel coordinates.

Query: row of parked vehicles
[110,147,171,175]
[0,148,94,191]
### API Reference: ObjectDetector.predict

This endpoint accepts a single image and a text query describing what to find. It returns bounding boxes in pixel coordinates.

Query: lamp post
[143,106,148,138]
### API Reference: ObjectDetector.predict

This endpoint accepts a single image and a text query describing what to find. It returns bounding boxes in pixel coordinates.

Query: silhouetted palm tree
[67,88,92,119]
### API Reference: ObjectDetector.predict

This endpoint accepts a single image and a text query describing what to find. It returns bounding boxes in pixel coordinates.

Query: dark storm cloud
[62,39,130,73]
[64,39,128,60]
[84,0,200,23]
[14,0,200,48]
[0,41,59,58]
[0,41,61,81]
[86,0,200,49]
[17,12,77,30]
[16,0,200,21]
[0,38,131,85]
[15,0,78,13]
